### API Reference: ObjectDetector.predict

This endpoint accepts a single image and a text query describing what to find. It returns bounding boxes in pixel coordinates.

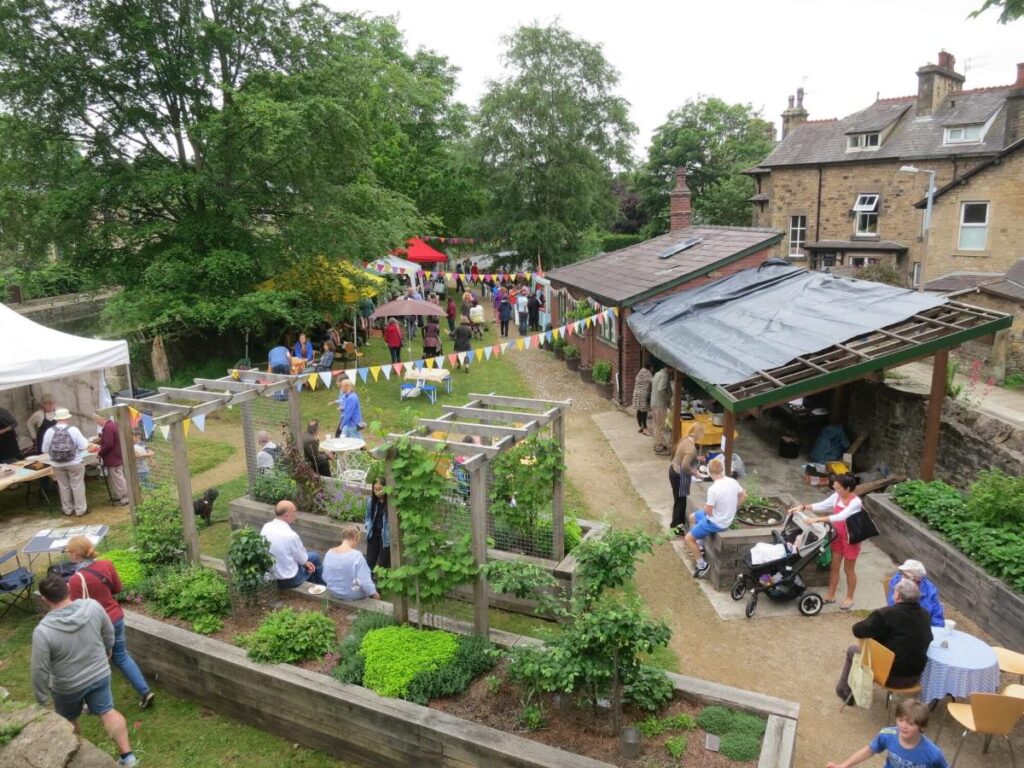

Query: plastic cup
[944,619,956,635]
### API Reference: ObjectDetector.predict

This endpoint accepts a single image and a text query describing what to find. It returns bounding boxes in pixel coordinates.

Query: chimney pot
[1016,62,1024,89]
[938,50,955,70]
[669,167,692,233]
[787,94,794,108]
[796,87,804,107]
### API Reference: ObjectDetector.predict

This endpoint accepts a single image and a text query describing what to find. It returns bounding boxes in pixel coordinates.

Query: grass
[1004,373,1024,390]
[187,437,236,476]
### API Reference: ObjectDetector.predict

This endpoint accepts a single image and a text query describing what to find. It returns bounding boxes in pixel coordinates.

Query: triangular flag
[613,306,620,316]
[596,312,605,325]
[501,342,511,353]
[425,357,435,369]
[183,419,191,438]
[585,316,593,328]
[140,413,155,439]
[515,338,525,350]
[483,346,493,360]
[524,335,533,349]
[465,349,475,363]
[295,380,304,392]
[413,359,424,370]
[358,368,369,383]
[158,425,170,441]
[545,331,552,343]
[457,351,466,364]
[319,371,333,388]
[369,366,380,382]
[575,321,584,335]
[345,368,357,382]
[424,271,432,279]
[308,373,319,390]
[491,273,499,282]
[491,344,501,357]
[525,272,532,281]
[127,407,141,427]
[192,413,206,432]
[381,365,392,381]
[433,356,444,369]
[552,327,561,341]
[392,362,403,375]
[447,353,458,366]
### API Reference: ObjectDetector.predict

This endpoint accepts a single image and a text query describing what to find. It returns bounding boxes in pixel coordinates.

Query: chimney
[916,50,965,116]
[669,167,692,233]
[1004,62,1024,146]
[780,90,809,139]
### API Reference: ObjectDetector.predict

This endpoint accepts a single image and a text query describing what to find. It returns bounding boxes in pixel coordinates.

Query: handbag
[846,509,880,545]
[847,644,874,709]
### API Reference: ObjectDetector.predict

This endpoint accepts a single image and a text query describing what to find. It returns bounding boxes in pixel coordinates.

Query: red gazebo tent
[392,237,449,264]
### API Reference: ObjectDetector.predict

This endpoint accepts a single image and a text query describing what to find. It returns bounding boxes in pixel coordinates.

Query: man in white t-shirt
[686,458,745,578]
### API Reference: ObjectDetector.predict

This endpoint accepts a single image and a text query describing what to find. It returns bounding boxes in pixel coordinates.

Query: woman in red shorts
[790,474,863,611]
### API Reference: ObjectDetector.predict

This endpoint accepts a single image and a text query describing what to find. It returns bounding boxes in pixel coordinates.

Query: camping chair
[994,647,1024,684]
[340,341,365,367]
[940,693,1024,767]
[0,550,35,621]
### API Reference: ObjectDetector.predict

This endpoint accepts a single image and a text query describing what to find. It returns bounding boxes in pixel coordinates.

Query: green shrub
[360,626,458,698]
[696,705,737,735]
[729,710,767,738]
[100,550,144,592]
[237,608,336,664]
[637,712,695,738]
[967,469,1024,527]
[226,528,275,605]
[696,705,766,760]
[601,233,645,252]
[551,337,566,350]
[332,611,396,686]
[519,704,545,731]
[591,360,612,384]
[623,664,674,712]
[191,615,224,635]
[720,731,762,761]
[404,634,497,705]
[252,471,296,505]
[150,567,230,633]
[133,490,185,568]
[562,344,579,359]
[665,734,688,759]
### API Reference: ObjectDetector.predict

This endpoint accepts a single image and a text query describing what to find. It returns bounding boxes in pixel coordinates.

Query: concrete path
[893,359,1024,428]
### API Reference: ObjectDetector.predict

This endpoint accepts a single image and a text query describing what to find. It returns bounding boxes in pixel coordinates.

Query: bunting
[183,419,191,438]
[307,373,319,390]
[319,371,333,388]
[381,366,391,381]
[363,262,544,283]
[191,414,206,432]
[140,413,155,440]
[358,368,369,383]
[369,366,380,382]
[158,425,170,441]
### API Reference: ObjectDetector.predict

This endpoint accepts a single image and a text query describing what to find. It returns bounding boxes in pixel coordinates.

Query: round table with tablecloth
[918,628,1000,703]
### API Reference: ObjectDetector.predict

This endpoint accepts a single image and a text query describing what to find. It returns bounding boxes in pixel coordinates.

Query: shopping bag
[815,544,832,569]
[847,645,874,709]
[846,509,880,544]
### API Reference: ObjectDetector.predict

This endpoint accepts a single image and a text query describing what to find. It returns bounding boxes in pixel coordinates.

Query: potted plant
[579,364,592,383]
[563,344,580,371]
[592,361,613,398]
[552,337,566,359]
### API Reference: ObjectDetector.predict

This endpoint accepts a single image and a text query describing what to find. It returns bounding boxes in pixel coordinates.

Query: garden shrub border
[863,493,1024,648]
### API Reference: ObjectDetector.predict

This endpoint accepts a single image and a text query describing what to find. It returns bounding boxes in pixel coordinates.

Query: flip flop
[822,598,835,605]
[840,600,854,611]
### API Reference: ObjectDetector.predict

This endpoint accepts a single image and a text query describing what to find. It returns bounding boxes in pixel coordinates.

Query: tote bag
[846,509,880,545]
[847,643,874,709]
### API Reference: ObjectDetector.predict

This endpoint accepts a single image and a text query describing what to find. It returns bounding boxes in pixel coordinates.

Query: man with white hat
[886,559,945,627]
[42,408,90,516]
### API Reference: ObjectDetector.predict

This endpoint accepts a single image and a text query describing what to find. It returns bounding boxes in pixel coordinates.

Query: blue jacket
[365,496,390,547]
[268,345,290,369]
[338,391,362,429]
[293,340,314,361]
[887,574,945,627]
[498,299,513,321]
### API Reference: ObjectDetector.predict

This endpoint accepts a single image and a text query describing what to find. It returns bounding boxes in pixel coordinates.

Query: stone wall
[11,288,120,333]
[0,697,117,767]
[845,379,1024,488]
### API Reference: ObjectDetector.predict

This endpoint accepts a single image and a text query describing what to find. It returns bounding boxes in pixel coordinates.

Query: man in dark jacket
[92,412,128,506]
[453,319,473,372]
[836,578,933,703]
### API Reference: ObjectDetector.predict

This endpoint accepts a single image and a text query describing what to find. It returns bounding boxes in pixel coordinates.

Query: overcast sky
[335,0,1021,159]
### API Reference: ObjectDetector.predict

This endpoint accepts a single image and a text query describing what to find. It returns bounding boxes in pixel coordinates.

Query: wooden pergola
[376,393,571,637]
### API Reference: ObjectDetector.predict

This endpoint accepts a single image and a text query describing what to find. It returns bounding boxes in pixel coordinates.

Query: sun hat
[897,559,926,577]
[53,408,72,421]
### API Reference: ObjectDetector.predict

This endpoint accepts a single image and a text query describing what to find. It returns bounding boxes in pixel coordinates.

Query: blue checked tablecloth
[919,629,1000,702]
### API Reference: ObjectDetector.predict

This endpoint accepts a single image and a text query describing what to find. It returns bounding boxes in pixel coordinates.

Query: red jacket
[97,419,123,467]
[68,559,124,623]
[384,322,403,348]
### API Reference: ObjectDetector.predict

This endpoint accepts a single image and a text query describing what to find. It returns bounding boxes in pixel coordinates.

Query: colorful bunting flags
[140,413,154,439]
[319,371,333,388]
[191,413,206,432]
[158,425,170,441]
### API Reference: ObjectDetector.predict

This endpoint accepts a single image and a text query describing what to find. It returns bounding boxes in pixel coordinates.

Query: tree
[635,96,775,233]
[473,23,636,270]
[970,0,1024,22]
[0,2,462,337]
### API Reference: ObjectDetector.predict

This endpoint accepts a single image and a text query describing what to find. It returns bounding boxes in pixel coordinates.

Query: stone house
[747,51,1024,289]
[545,170,782,405]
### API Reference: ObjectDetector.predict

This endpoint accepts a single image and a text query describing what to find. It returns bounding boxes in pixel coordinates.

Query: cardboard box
[803,473,830,486]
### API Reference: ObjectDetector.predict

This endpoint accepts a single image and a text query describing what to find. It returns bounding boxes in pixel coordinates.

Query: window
[847,132,880,151]
[814,253,837,271]
[944,124,984,144]
[788,215,807,257]
[597,310,617,346]
[912,262,922,288]
[958,202,989,251]
[853,193,880,236]
[851,257,867,268]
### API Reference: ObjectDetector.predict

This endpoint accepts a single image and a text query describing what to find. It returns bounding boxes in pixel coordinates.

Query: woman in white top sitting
[322,524,380,600]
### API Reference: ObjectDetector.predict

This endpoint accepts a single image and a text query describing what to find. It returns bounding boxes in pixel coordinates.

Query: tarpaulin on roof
[627,260,945,386]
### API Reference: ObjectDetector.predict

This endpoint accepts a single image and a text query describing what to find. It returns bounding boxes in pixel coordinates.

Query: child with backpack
[41,408,90,516]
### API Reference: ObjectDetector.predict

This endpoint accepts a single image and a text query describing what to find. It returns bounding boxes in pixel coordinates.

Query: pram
[730,511,836,618]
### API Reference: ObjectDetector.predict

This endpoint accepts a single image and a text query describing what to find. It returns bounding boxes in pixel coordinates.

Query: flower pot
[565,356,580,372]
[579,366,592,383]
[554,347,564,360]
[594,380,613,399]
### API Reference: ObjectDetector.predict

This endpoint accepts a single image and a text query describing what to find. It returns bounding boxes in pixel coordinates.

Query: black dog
[193,487,219,527]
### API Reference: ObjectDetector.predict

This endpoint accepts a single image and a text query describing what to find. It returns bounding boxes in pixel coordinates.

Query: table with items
[918,627,1000,703]
[22,523,109,567]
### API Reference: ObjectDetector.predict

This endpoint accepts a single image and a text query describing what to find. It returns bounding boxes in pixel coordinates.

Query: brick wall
[948,289,1024,377]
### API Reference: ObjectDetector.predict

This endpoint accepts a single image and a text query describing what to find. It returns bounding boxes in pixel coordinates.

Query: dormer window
[847,132,880,151]
[944,124,984,144]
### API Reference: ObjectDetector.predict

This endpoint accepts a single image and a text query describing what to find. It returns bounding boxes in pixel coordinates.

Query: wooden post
[551,410,565,561]
[239,400,256,492]
[286,381,304,455]
[671,370,683,449]
[114,405,141,521]
[384,461,408,624]
[921,349,948,482]
[169,420,200,564]
[829,385,845,426]
[722,411,735,477]
[468,465,490,637]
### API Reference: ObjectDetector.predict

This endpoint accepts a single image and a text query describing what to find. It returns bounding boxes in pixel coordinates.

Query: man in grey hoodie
[32,574,138,766]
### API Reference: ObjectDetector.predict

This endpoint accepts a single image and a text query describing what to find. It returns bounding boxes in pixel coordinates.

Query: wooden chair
[1003,683,1024,699]
[865,638,923,717]
[340,341,364,367]
[942,693,1024,767]
[993,647,1024,684]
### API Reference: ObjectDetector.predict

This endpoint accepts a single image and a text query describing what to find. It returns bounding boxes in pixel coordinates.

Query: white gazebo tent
[365,255,425,295]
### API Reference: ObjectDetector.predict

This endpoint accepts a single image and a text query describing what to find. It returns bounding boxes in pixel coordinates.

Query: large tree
[970,0,1023,22]
[0,1,463,337]
[473,23,636,270]
[635,96,775,233]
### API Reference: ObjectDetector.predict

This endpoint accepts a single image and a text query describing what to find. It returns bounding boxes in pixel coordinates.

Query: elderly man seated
[260,500,324,589]
[885,559,945,627]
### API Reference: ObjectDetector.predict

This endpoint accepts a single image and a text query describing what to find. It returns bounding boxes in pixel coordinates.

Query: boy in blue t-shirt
[827,699,948,768]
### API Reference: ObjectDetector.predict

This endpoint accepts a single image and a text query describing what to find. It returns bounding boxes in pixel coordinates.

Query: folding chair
[0,550,36,621]
[942,692,1024,767]
[865,638,923,717]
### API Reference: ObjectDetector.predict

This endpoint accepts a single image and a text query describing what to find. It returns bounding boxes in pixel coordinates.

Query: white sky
[334,0,1022,160]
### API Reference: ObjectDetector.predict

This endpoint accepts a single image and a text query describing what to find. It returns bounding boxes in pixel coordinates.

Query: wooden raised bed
[863,494,1024,648]
[125,609,798,768]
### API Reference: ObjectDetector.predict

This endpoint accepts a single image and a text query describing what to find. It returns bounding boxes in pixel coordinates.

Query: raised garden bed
[863,493,1024,648]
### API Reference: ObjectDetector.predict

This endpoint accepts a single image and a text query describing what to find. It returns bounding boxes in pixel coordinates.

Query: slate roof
[761,87,1011,167]
[923,272,1002,294]
[545,226,783,306]
[804,240,908,252]
[980,259,1024,303]
[915,136,1024,207]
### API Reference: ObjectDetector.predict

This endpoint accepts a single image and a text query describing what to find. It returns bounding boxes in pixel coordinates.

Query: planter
[125,610,798,768]
[565,356,580,372]
[864,494,1024,648]
[578,367,592,383]
[594,381,612,399]
[554,347,565,360]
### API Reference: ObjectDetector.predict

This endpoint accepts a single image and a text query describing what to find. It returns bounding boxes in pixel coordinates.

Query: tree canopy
[634,96,775,233]
[473,23,636,270]
[970,0,1024,23]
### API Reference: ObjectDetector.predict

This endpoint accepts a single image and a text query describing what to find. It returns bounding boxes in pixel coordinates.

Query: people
[323,524,380,600]
[446,296,457,334]
[384,317,403,364]
[364,479,391,573]
[31,574,139,766]
[669,422,704,534]
[469,302,485,338]
[527,291,541,331]
[454,264,465,294]
[826,699,948,768]
[268,340,291,374]
[27,393,57,454]
[453,317,472,372]
[42,408,90,517]
[313,340,335,372]
[632,362,653,435]
[65,536,155,709]
[497,290,513,338]
[834,578,933,704]
[470,261,479,283]
[301,419,332,476]
[651,367,672,455]
[886,559,945,627]
[293,332,314,362]
[423,315,441,358]
[92,412,129,506]
[132,430,155,489]
[515,289,529,335]
[0,404,20,461]
[790,473,863,610]
[255,430,279,473]
[260,500,324,588]
[686,457,745,578]
[335,379,363,439]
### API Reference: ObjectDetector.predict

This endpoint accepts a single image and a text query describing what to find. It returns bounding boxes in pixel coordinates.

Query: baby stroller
[730,511,835,618]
